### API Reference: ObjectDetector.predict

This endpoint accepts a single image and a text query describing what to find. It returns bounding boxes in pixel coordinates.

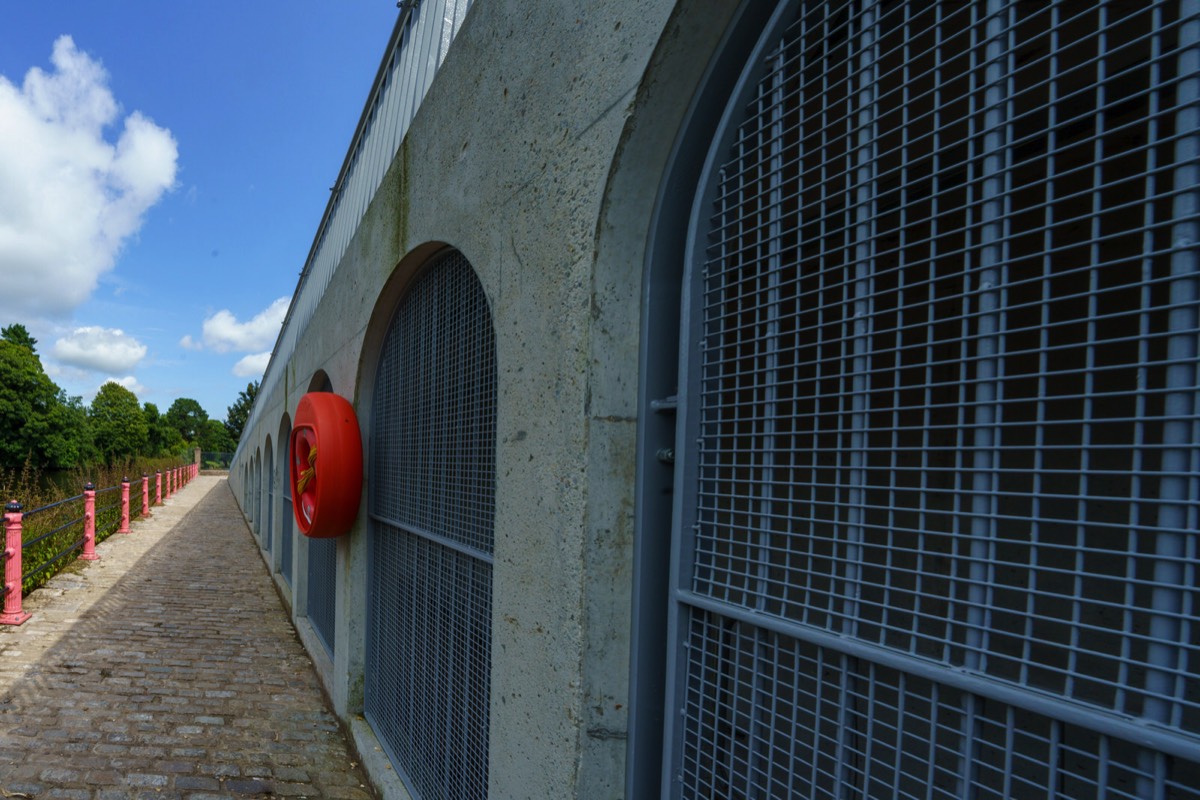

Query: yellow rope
[296,445,317,495]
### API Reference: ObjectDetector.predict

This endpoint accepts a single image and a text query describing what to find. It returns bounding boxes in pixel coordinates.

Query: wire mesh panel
[307,535,337,656]
[368,250,496,800]
[265,443,274,555]
[280,434,293,585]
[665,0,1200,797]
[253,452,261,538]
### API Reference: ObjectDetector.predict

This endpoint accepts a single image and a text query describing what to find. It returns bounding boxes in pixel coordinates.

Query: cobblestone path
[0,475,375,799]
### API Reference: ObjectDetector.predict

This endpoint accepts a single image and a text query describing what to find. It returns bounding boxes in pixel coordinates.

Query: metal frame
[651,1,1200,797]
[629,2,784,796]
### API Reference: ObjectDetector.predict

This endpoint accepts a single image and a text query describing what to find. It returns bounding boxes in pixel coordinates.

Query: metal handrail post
[141,473,151,517]
[155,471,162,505]
[79,483,99,561]
[119,478,131,534]
[0,501,30,625]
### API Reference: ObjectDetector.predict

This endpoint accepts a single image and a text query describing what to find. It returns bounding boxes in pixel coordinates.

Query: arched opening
[263,435,274,558]
[642,1,1200,795]
[305,372,337,656]
[366,248,496,799]
[253,449,262,539]
[277,416,293,586]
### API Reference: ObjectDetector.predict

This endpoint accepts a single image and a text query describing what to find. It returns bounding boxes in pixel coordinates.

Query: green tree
[1,323,38,354]
[142,402,182,457]
[40,391,94,468]
[224,380,258,443]
[199,418,235,454]
[0,340,69,468]
[90,381,149,464]
[165,397,208,444]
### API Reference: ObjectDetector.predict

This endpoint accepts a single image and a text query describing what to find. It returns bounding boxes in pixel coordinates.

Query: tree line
[0,324,258,469]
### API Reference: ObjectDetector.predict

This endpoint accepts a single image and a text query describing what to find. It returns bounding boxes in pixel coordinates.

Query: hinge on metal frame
[650,395,678,414]
[651,395,678,465]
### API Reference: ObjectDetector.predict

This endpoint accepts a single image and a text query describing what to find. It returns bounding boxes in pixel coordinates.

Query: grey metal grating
[368,250,495,800]
[250,455,258,537]
[280,437,293,585]
[265,445,274,553]
[679,609,1200,799]
[668,0,1200,796]
[307,535,336,656]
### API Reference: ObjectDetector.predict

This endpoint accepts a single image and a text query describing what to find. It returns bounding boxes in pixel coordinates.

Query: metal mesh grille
[280,438,293,585]
[368,250,495,800]
[672,0,1200,795]
[370,252,497,554]
[265,445,274,553]
[680,608,1200,799]
[307,535,336,656]
[254,454,262,537]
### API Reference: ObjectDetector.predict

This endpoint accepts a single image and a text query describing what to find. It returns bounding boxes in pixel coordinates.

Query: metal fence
[200,451,234,470]
[2,468,194,624]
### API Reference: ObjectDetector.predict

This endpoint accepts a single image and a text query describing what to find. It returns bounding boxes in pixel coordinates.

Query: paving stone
[129,772,169,787]
[225,778,273,794]
[0,477,376,798]
[174,775,222,791]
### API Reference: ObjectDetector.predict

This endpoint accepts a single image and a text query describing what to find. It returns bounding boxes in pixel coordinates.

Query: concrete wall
[227,0,743,796]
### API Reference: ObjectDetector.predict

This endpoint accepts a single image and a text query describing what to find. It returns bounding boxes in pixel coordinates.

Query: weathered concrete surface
[229,1,751,794]
[0,476,374,799]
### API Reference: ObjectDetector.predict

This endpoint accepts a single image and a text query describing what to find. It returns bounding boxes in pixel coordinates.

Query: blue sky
[0,2,399,420]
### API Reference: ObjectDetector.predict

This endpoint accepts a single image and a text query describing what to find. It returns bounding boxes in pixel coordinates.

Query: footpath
[0,475,375,799]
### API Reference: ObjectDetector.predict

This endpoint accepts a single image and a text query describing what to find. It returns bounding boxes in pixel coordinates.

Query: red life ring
[290,392,363,538]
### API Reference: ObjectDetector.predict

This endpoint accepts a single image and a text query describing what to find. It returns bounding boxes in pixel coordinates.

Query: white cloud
[0,36,177,318]
[196,296,289,353]
[103,375,147,397]
[179,334,201,350]
[233,351,272,377]
[52,326,148,373]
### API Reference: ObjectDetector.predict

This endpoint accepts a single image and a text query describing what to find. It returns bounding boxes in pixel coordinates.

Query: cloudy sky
[0,2,399,418]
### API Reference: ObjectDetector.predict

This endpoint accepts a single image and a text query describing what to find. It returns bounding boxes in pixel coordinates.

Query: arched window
[367,249,496,799]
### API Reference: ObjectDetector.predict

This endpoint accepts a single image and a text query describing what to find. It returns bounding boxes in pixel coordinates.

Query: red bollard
[80,483,99,561]
[141,473,150,517]
[119,477,131,534]
[155,470,162,505]
[0,501,30,626]
[166,469,173,500]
